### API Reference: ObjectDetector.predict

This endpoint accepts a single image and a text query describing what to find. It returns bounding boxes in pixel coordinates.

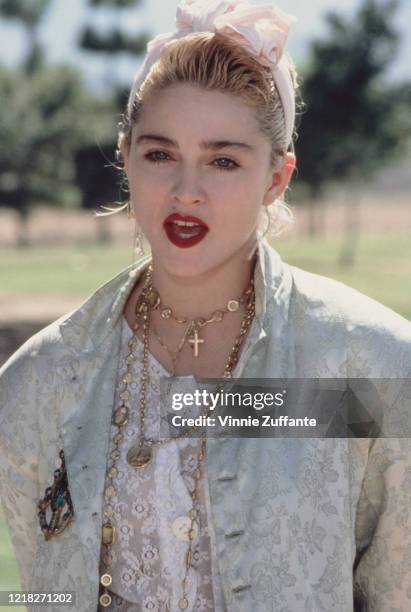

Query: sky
[0,0,410,91]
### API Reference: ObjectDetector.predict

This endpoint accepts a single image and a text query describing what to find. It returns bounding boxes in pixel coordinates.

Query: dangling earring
[127,200,135,220]
[127,200,144,260]
[134,222,145,258]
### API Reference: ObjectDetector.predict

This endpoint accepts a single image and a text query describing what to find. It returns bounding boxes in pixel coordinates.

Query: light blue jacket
[1,240,411,611]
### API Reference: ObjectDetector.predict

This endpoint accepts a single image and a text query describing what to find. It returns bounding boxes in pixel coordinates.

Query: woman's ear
[263,153,296,206]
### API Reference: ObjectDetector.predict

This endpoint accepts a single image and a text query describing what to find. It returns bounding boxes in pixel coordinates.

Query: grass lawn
[0,230,410,320]
[275,231,411,321]
[0,506,25,611]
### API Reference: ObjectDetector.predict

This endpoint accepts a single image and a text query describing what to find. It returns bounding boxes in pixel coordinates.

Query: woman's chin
[152,254,215,279]
[149,237,255,280]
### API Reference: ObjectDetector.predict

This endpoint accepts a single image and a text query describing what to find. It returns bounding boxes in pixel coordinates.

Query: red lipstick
[163,213,209,249]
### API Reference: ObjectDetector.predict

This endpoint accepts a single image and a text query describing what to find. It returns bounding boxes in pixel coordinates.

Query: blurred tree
[0,0,122,246]
[0,0,51,73]
[76,0,150,240]
[296,0,411,263]
[0,65,114,246]
[74,141,122,243]
[79,0,150,90]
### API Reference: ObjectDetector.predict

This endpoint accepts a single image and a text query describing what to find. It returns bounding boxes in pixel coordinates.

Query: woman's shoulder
[264,243,411,342]
[289,264,411,336]
[0,314,68,384]
[286,264,411,377]
[0,260,147,382]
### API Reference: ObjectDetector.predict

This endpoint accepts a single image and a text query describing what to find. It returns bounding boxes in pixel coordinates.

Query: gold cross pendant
[188,328,204,357]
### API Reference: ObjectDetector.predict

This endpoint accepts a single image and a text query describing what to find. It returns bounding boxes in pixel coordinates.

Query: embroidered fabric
[98,316,229,611]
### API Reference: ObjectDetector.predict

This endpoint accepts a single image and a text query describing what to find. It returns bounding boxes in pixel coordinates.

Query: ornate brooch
[38,449,74,540]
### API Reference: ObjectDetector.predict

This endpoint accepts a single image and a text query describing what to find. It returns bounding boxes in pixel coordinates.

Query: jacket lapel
[58,342,121,604]
[56,257,151,604]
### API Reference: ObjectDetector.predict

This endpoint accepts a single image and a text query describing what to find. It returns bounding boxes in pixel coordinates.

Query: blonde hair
[117,32,300,237]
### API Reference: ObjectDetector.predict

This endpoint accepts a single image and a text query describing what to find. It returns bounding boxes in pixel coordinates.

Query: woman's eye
[214,157,238,171]
[145,150,170,163]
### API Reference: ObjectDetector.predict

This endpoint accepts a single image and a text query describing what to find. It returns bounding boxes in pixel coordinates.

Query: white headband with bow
[128,0,297,148]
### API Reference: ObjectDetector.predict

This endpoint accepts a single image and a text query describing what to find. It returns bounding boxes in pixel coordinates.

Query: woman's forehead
[134,84,263,145]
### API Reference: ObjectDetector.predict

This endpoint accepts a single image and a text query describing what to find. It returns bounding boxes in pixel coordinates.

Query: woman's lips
[163,213,209,249]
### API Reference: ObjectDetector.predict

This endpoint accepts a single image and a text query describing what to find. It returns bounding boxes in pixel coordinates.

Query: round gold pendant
[99,592,112,607]
[100,573,112,587]
[178,596,189,610]
[227,299,240,312]
[172,516,199,542]
[147,289,160,308]
[127,444,153,469]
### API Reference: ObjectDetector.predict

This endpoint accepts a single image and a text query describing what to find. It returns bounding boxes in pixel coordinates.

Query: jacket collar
[59,239,292,354]
[59,254,152,353]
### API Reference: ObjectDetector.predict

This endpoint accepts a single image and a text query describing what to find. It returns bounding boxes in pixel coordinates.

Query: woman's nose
[171,165,206,206]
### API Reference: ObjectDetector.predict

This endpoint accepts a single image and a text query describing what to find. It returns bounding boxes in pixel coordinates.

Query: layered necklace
[98,263,256,610]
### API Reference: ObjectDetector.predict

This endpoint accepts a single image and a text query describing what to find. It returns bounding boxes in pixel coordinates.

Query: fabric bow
[128,0,297,147]
[177,0,295,67]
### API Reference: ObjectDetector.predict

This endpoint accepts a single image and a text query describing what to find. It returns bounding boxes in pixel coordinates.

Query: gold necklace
[150,290,251,370]
[98,264,256,609]
[126,265,255,469]
[155,277,254,358]
[150,319,192,373]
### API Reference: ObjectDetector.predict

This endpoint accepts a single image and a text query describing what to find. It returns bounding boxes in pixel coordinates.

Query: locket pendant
[126,442,153,469]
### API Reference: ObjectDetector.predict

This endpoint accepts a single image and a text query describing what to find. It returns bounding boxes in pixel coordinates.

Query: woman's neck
[149,248,257,319]
[123,242,259,377]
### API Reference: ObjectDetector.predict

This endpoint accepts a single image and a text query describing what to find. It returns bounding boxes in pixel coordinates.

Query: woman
[1,1,410,611]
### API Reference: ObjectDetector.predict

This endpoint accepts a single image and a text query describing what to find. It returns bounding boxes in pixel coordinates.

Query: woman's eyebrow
[135,133,255,152]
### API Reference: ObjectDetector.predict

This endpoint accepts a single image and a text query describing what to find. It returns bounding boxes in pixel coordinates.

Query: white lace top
[98,316,230,611]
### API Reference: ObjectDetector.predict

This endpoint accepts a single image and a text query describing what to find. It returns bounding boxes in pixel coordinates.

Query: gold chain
[152,271,254,360]
[150,319,192,373]
[98,263,256,609]
[158,282,252,326]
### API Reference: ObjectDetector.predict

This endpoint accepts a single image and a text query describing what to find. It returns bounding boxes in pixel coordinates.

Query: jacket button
[225,529,244,538]
[232,584,251,593]
[217,473,237,482]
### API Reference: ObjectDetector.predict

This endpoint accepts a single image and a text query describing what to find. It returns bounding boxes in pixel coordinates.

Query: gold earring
[127,201,135,220]
[133,221,145,258]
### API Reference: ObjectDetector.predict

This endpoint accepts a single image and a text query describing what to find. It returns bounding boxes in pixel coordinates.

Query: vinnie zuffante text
[170,389,317,428]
